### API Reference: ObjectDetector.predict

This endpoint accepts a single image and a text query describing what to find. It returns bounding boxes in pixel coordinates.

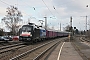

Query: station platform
[47,42,83,60]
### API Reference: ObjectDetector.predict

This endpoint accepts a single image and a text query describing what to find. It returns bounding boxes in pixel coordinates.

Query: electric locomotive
[19,23,46,43]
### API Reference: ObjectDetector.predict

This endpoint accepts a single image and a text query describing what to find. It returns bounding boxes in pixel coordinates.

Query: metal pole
[89,20,90,30]
[44,17,47,29]
[70,16,73,41]
[60,23,61,31]
[80,16,88,35]
[70,16,72,28]
[70,16,72,34]
[86,16,87,37]
[86,16,87,32]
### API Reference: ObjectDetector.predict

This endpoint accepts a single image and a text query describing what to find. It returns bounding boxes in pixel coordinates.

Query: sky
[0,0,90,31]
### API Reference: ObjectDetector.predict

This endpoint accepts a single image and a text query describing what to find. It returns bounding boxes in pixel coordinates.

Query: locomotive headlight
[30,34,32,36]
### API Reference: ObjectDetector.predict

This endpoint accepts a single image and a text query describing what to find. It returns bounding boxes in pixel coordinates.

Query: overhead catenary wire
[19,0,36,11]
[49,0,61,17]
[52,5,62,31]
[0,0,54,18]
[41,0,54,16]
[0,0,41,24]
[53,6,60,16]
[25,4,35,10]
[0,0,34,17]
[19,1,42,20]
[0,0,10,6]
[0,0,56,21]
[0,0,28,25]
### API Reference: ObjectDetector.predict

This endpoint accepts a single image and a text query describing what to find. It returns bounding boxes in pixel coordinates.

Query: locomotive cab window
[22,26,32,32]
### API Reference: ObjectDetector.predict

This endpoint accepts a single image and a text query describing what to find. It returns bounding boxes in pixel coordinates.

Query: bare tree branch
[2,6,23,35]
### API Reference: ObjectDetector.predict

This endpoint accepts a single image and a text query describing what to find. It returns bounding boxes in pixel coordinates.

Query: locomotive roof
[28,23,35,25]
[22,25,33,27]
[39,27,46,30]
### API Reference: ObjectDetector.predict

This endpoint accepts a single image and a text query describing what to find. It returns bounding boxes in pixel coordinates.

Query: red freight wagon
[46,30,53,39]
[46,29,58,39]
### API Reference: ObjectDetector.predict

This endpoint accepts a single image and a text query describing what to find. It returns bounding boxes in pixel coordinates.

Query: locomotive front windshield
[22,26,32,32]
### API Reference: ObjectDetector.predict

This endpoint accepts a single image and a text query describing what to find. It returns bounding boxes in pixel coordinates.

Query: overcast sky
[0,0,90,31]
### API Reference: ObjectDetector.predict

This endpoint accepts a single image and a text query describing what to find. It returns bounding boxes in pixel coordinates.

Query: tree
[75,29,79,34]
[64,25,70,32]
[87,30,90,38]
[65,25,76,35]
[0,28,4,36]
[2,6,23,35]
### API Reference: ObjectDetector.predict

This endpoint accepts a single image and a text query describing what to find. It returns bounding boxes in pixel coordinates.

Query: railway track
[71,42,88,60]
[10,39,61,60]
[0,43,26,54]
[71,36,90,60]
[33,41,60,60]
[0,41,23,47]
[79,37,90,42]
[82,37,90,42]
[0,42,27,60]
[0,42,24,50]
[0,38,67,60]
